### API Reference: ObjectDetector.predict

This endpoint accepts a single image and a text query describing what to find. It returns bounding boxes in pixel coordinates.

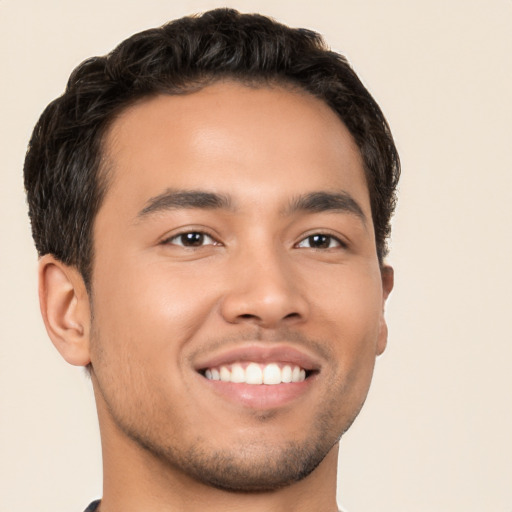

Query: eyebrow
[284,191,367,224]
[136,188,366,224]
[137,189,233,218]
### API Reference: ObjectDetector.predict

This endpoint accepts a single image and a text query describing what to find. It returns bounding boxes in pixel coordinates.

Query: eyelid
[160,227,222,247]
[294,231,348,249]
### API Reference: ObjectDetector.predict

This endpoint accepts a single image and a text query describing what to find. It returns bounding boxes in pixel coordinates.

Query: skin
[39,82,393,512]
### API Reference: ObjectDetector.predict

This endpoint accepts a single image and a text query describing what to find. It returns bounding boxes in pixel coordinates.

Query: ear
[38,254,92,366]
[376,265,394,356]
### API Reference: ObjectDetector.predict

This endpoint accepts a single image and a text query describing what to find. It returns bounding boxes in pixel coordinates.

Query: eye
[164,231,218,247]
[296,233,344,249]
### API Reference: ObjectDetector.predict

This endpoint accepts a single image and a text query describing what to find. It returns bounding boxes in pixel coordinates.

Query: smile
[204,362,307,385]
[194,344,322,408]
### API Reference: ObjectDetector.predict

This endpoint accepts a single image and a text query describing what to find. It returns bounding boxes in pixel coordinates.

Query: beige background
[1,1,511,511]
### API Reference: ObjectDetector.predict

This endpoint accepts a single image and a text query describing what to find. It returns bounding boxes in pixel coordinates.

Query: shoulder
[83,500,101,512]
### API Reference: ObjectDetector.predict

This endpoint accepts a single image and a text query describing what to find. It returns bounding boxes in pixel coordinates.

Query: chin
[173,439,333,492]
[127,404,347,492]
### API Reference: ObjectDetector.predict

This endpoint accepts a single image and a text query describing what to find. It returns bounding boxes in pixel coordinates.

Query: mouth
[200,362,315,385]
[193,345,322,409]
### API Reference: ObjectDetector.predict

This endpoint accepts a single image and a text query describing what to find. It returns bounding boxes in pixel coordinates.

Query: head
[25,8,399,290]
[25,9,399,495]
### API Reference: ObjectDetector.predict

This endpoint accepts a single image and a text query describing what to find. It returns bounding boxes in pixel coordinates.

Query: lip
[199,377,317,409]
[193,343,323,410]
[194,343,323,372]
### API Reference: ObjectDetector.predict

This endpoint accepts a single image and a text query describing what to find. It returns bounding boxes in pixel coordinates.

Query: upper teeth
[204,363,306,385]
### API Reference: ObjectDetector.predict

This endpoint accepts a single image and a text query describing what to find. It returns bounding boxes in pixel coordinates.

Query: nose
[220,247,309,328]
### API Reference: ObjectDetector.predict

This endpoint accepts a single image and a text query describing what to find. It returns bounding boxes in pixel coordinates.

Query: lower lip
[199,375,315,410]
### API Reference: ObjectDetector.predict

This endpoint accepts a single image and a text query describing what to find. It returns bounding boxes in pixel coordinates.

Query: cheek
[89,257,227,409]
[305,263,383,378]
[89,260,215,418]
[306,262,383,334]
[92,257,219,348]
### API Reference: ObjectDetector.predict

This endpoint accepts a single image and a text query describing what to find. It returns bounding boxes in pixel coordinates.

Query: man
[24,8,399,512]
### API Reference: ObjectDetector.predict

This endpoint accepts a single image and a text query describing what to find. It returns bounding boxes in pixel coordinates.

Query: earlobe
[38,255,92,366]
[376,265,394,356]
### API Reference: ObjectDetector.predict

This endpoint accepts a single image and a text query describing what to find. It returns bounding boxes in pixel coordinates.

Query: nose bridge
[220,238,307,327]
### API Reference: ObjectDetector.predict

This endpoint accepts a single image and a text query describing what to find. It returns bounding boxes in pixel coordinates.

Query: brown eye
[297,234,342,249]
[180,232,205,246]
[166,232,216,247]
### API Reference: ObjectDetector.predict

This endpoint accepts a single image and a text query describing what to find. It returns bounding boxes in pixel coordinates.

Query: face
[89,82,391,491]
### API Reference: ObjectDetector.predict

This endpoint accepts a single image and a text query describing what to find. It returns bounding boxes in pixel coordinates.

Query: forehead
[101,82,370,219]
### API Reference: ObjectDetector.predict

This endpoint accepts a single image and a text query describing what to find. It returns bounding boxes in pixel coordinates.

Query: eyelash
[162,230,346,250]
[162,231,220,248]
[295,233,346,250]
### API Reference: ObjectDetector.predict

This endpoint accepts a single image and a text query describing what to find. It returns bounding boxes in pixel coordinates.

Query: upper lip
[193,343,323,372]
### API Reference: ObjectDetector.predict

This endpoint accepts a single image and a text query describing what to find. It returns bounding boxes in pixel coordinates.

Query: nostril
[239,313,257,320]
[284,312,301,321]
[233,311,302,326]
